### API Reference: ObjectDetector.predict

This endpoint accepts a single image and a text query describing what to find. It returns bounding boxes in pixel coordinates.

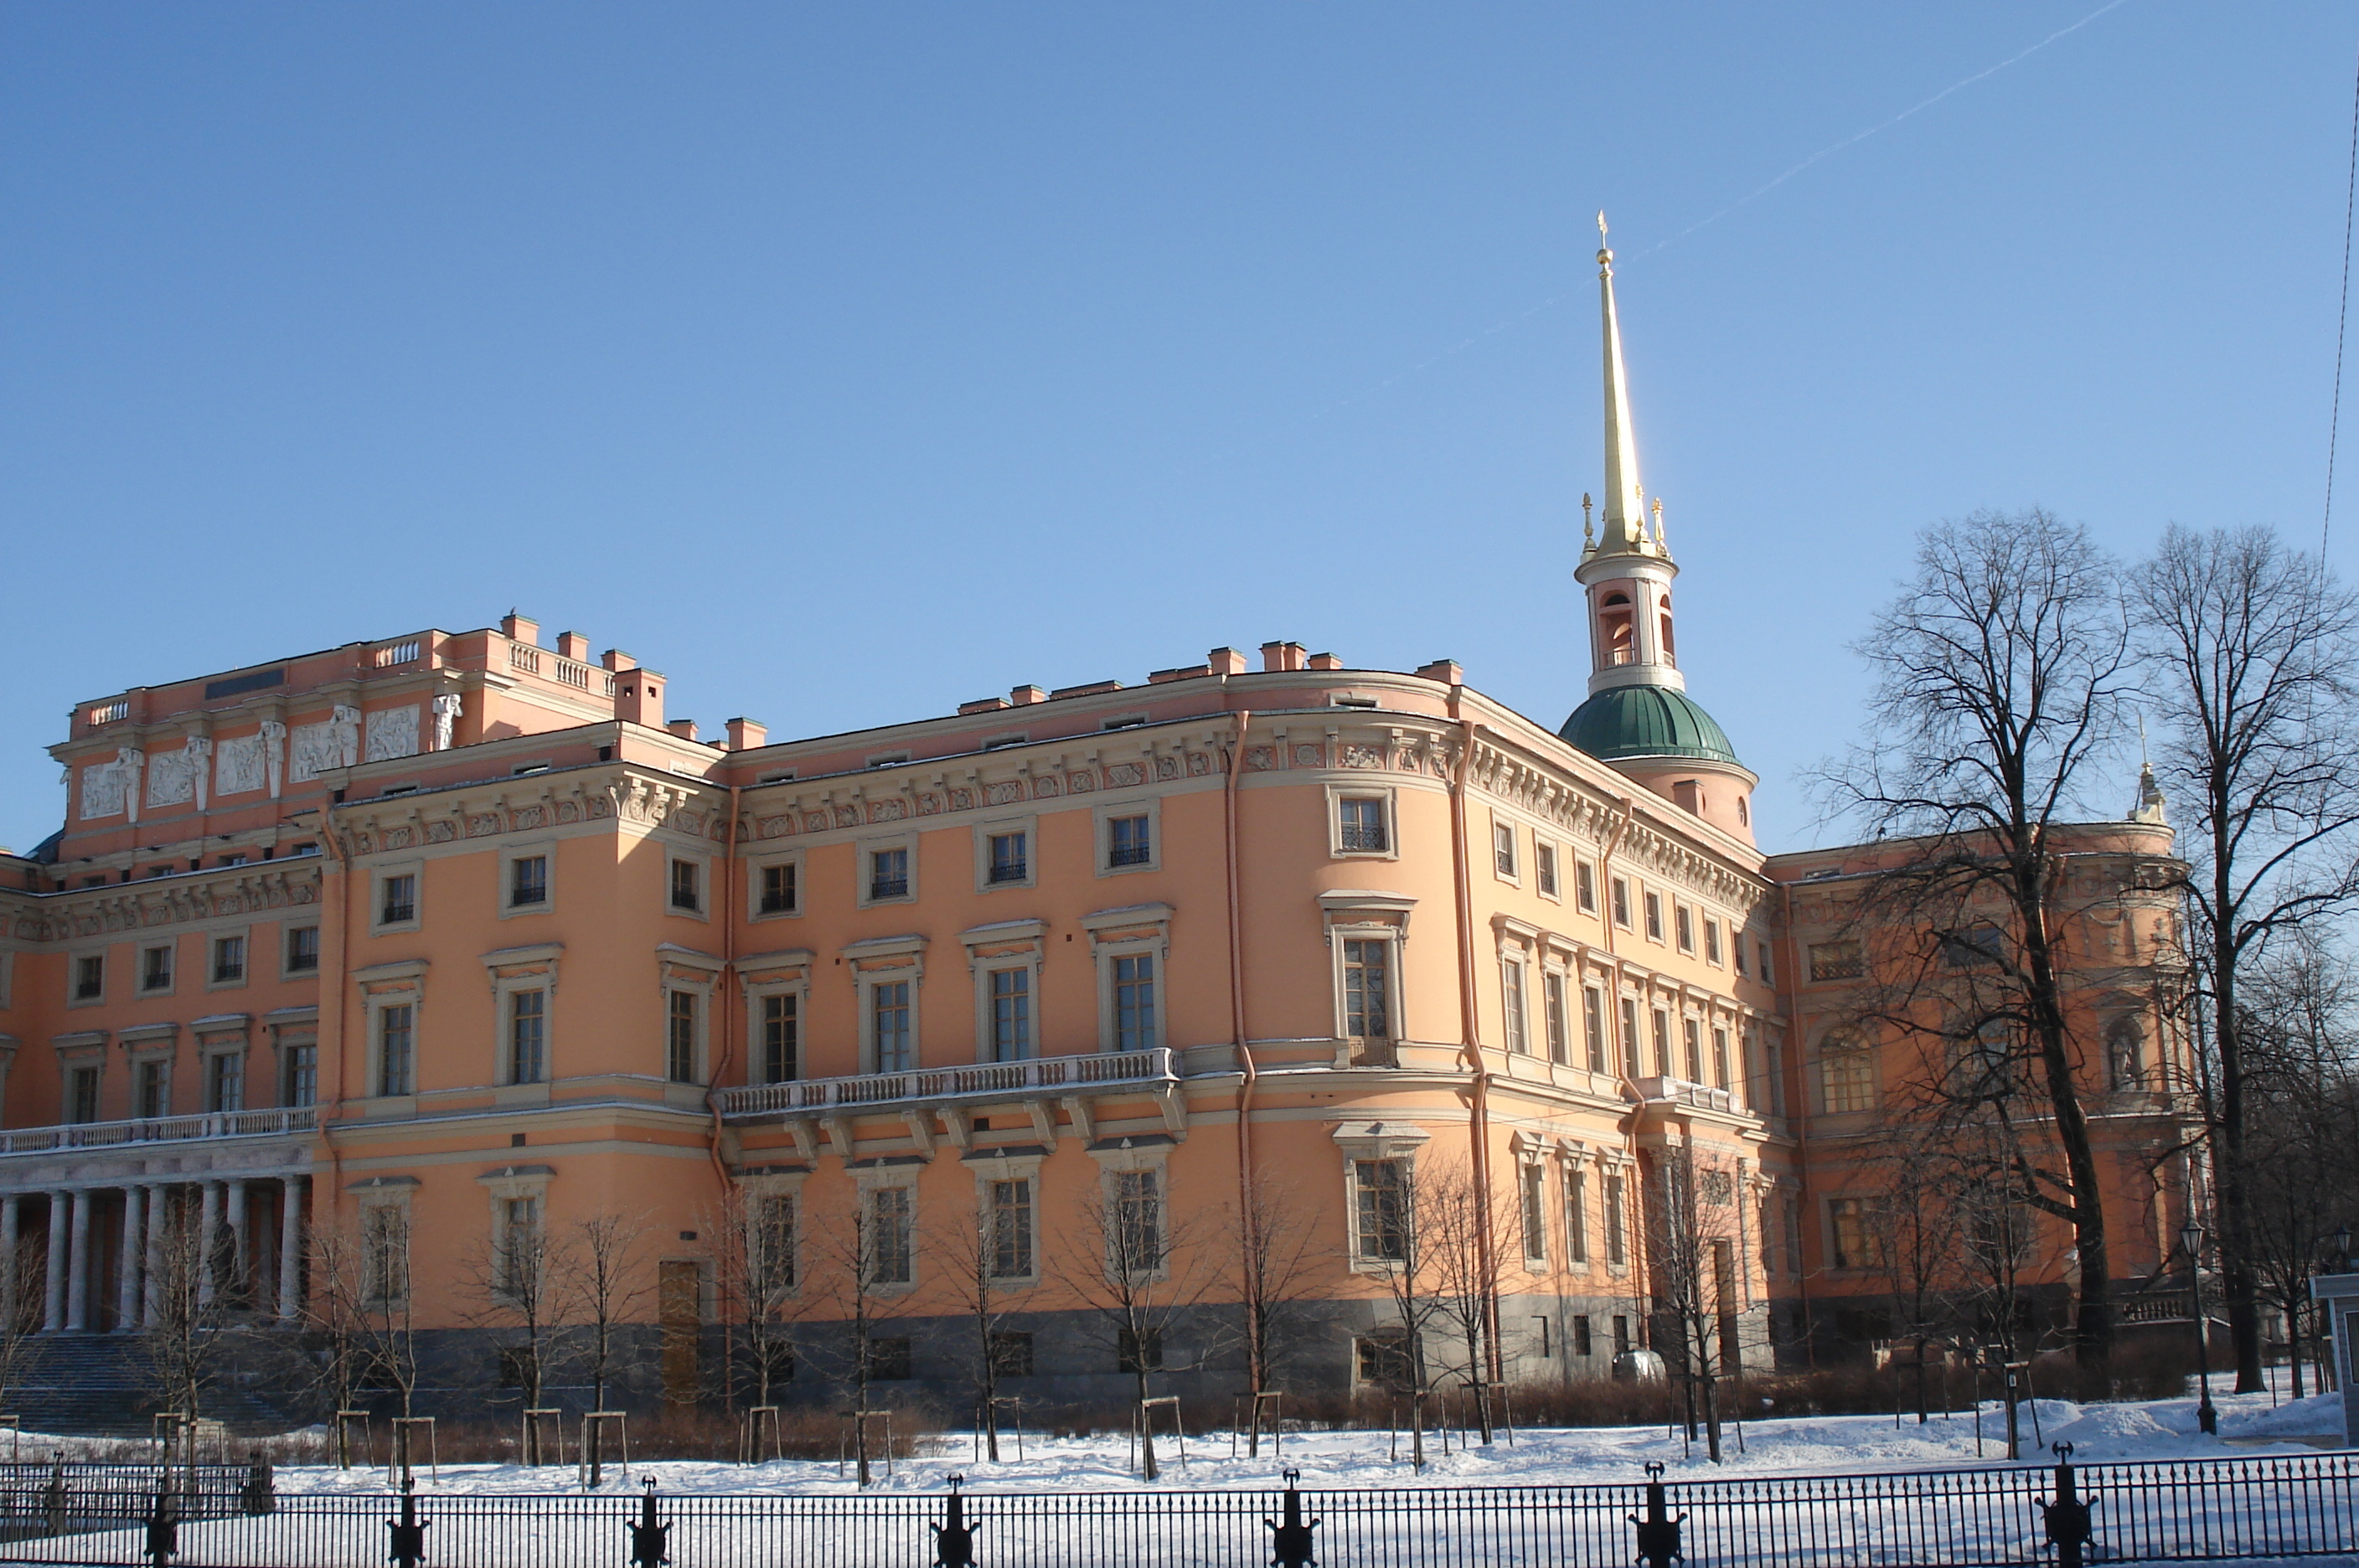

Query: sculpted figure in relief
[330,705,362,768]
[214,735,266,797]
[145,744,198,810]
[365,704,421,763]
[79,757,129,820]
[288,722,340,784]
[430,693,462,751]
[185,736,214,810]
[256,720,288,798]
[118,748,147,823]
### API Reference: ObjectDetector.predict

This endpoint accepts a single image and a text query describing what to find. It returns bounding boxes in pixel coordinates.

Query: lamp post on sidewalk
[2181,1220,2217,1436]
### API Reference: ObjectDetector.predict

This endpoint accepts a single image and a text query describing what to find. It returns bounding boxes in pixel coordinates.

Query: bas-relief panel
[365,705,421,763]
[144,745,198,809]
[79,761,128,820]
[214,735,266,796]
[289,722,346,784]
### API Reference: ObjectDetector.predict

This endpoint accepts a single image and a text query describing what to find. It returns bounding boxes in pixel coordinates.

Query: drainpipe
[316,807,351,1219]
[1448,709,1504,1387]
[705,782,744,1190]
[1225,709,1262,1390]
[1782,879,1816,1368]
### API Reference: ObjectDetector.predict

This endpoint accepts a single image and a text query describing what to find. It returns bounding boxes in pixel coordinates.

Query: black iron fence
[0,1448,2344,1566]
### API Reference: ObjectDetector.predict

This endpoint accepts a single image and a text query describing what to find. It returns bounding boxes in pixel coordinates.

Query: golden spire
[1591,211,1654,559]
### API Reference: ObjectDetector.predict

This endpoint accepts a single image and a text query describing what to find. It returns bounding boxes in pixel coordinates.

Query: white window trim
[1540,962,1571,1066]
[1610,875,1634,931]
[1489,816,1520,885]
[736,1166,808,1301]
[355,962,427,1107]
[203,929,251,993]
[1574,859,1599,916]
[962,920,1046,1065]
[498,840,557,920]
[66,946,107,1009]
[280,923,321,983]
[657,946,722,1089]
[1326,784,1400,860]
[196,1030,250,1113]
[137,940,178,998]
[1085,1137,1174,1285]
[1085,906,1172,1054]
[850,1160,923,1297]
[370,860,425,936]
[1674,901,1696,955]
[1332,1120,1431,1274]
[477,1163,555,1302]
[847,936,927,1075]
[747,848,804,923]
[1327,922,1404,1053]
[973,813,1040,895]
[968,1146,1047,1289]
[483,944,563,1092]
[739,957,813,1084]
[125,1034,176,1118]
[351,1179,417,1309]
[1535,841,1561,904]
[1642,890,1665,946]
[856,833,919,910]
[1094,797,1162,878]
[1515,1148,1550,1267]
[664,849,713,923]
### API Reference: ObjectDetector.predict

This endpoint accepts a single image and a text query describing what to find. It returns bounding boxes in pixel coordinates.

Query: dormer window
[1599,592,1635,665]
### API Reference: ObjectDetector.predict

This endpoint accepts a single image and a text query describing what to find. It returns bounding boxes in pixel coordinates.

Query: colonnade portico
[5,1175,308,1333]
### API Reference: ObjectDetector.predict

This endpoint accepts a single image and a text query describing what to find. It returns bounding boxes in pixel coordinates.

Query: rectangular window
[1356,1333,1413,1386]
[989,1179,1034,1278]
[989,969,1032,1062]
[207,1051,244,1113]
[1566,1169,1589,1263]
[510,989,549,1084]
[211,936,245,984]
[1711,1027,1732,1090]
[1704,919,1722,966]
[509,854,549,908]
[1112,1170,1163,1271]
[1492,822,1517,879]
[754,1194,797,1295]
[1520,1163,1547,1261]
[1783,1198,1804,1276]
[74,954,104,1000]
[761,993,798,1082]
[1733,936,1747,977]
[1583,987,1607,1073]
[1355,1159,1408,1261]
[1652,1008,1672,1076]
[1534,1316,1551,1359]
[1830,1197,1870,1270]
[1338,797,1389,854]
[1576,860,1598,913]
[668,990,699,1083]
[380,874,417,926]
[1618,997,1642,1079]
[1758,940,1773,980]
[286,927,319,974]
[868,1188,914,1286]
[1536,843,1558,898]
[1117,1328,1164,1374]
[866,1337,913,1380]
[1342,939,1391,1039]
[364,1207,409,1302]
[1644,892,1664,942]
[69,1065,101,1124]
[1501,961,1528,1054]
[1112,954,1157,1052]
[498,1195,541,1296]
[987,1330,1034,1377]
[1107,814,1152,868]
[284,1044,317,1108]
[137,1060,168,1119]
[1544,972,1569,1065]
[869,847,910,900]
[987,831,1028,885]
[1809,940,1863,981]
[141,945,173,992]
[1572,1314,1594,1357]
[1611,877,1632,929]
[669,859,702,913]
[1766,1038,1788,1117]
[759,862,798,915]
[1605,1173,1629,1267]
[1758,1197,1780,1277]
[1821,1038,1875,1114]
[1675,905,1694,952]
[378,1003,416,1096]
[1683,1017,1703,1081]
[871,982,912,1072]
[1613,1314,1631,1358]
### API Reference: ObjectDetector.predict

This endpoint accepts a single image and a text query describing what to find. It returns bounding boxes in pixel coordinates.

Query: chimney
[555,631,591,662]
[601,649,638,672]
[614,669,665,728]
[1207,647,1248,676]
[1261,641,1309,673]
[1414,658,1463,685]
[501,612,541,647]
[1009,684,1046,705]
[725,717,767,750]
[1306,652,1342,671]
[666,719,699,741]
[958,697,1013,714]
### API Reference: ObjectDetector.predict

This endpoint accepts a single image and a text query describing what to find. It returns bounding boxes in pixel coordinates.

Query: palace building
[0,240,2198,1425]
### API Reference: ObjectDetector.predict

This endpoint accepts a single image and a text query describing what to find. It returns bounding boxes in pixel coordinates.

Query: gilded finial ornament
[1597,209,1613,269]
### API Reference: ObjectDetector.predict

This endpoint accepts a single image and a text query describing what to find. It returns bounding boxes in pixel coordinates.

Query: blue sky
[4,3,2353,856]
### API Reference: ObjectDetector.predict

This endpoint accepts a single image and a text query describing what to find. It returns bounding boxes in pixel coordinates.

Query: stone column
[115,1187,143,1333]
[276,1176,306,1322]
[64,1191,90,1333]
[40,1193,65,1333]
[1,1194,20,1333]
[143,1187,168,1326]
[224,1179,249,1308]
[196,1183,221,1308]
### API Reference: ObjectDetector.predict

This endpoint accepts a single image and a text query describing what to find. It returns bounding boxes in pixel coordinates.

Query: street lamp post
[2182,1220,2217,1436]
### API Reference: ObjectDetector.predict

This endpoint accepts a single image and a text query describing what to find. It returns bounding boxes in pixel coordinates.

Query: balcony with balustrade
[715,1047,1185,1148]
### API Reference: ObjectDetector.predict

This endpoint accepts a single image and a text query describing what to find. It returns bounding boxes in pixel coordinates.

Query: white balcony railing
[716,1048,1176,1120]
[1633,1075,1739,1115]
[0,1106,317,1158]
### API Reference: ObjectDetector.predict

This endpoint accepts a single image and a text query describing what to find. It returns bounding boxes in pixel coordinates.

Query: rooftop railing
[716,1048,1175,1119]
[0,1106,317,1158]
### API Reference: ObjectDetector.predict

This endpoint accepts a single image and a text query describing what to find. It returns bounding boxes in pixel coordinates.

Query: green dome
[1560,684,1743,766]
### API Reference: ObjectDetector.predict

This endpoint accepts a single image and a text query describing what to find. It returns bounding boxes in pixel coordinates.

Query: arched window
[1818,1029,1875,1114]
[2105,1015,2145,1091]
[1599,592,1635,665]
[1659,596,1676,667]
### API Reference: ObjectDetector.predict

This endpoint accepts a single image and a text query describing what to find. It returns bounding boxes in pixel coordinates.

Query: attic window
[758,770,797,784]
[1101,714,1149,731]
[380,784,420,797]
[511,764,550,777]
[866,753,910,769]
[1330,694,1378,709]
[983,734,1030,750]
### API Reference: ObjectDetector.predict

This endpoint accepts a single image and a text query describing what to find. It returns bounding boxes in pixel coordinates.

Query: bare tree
[801,1189,926,1487]
[1232,1168,1329,1455]
[706,1184,804,1426]
[1046,1165,1226,1482]
[135,1196,234,1442]
[1641,1145,1747,1461]
[0,1231,45,1412]
[1422,1158,1517,1445]
[290,1225,378,1464]
[1346,1154,1443,1469]
[1819,508,2134,1367]
[2129,523,2359,1390]
[1859,1115,1972,1422]
[456,1198,566,1462]
[555,1210,651,1479]
[930,1181,1030,1462]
